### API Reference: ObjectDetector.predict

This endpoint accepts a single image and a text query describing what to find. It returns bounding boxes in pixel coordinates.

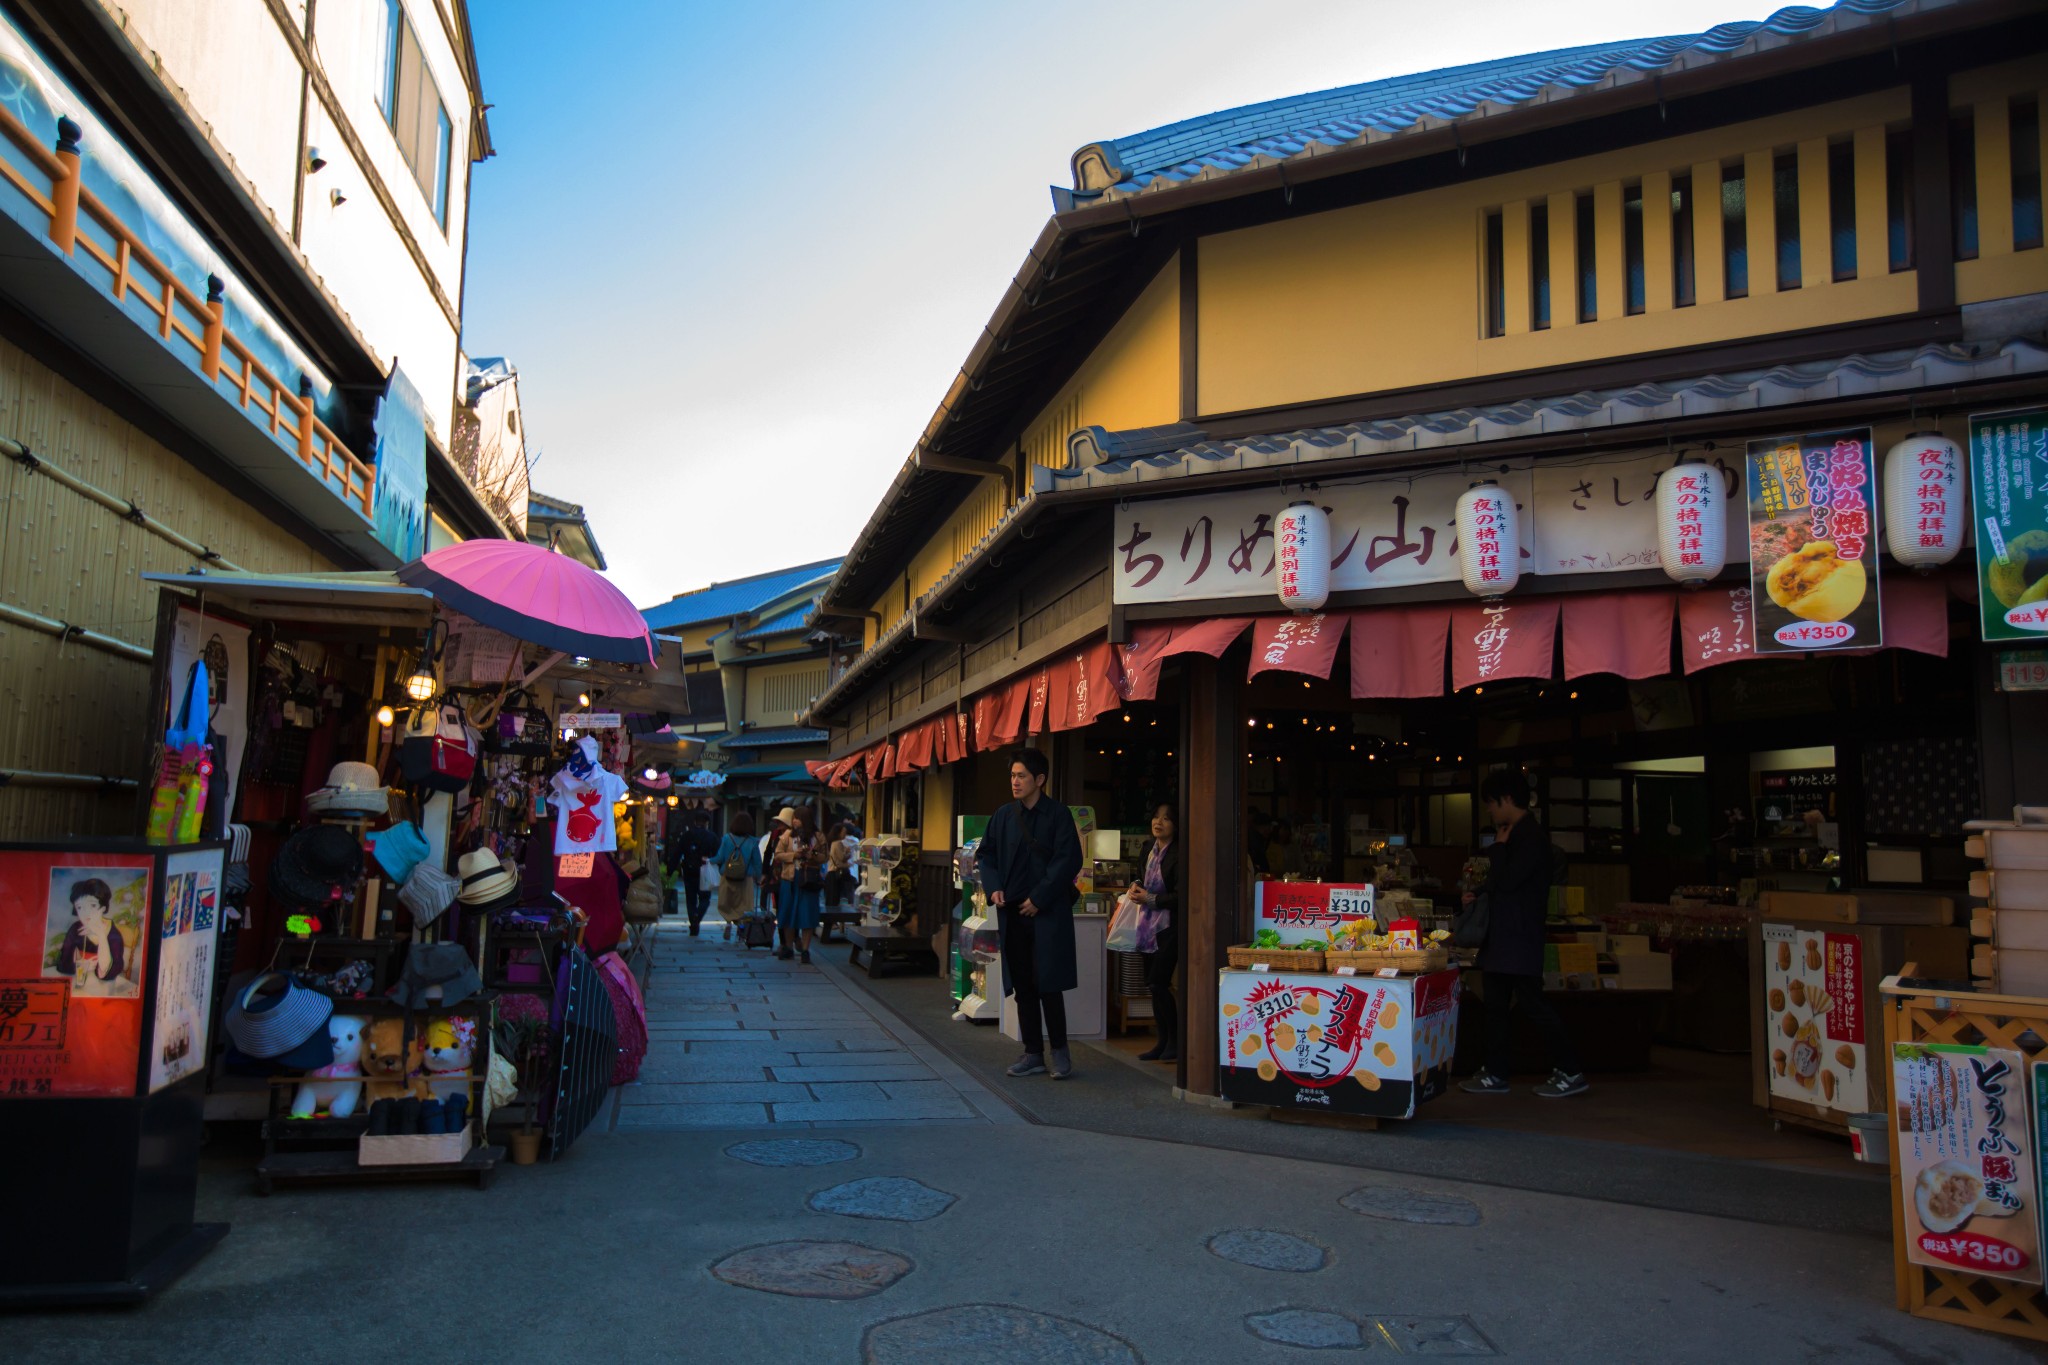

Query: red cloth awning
[1678,584,1757,672]
[1120,617,1254,701]
[1450,598,1560,693]
[977,674,1033,752]
[1247,613,1346,680]
[1046,639,1123,731]
[1563,592,1677,681]
[895,718,935,773]
[1350,605,1450,698]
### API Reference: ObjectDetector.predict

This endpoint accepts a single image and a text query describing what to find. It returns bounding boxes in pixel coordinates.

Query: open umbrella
[396,541,655,664]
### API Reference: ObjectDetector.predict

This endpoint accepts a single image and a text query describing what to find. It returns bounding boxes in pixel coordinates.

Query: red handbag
[401,702,476,793]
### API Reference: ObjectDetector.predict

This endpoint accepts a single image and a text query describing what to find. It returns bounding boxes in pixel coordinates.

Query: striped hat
[223,972,334,1065]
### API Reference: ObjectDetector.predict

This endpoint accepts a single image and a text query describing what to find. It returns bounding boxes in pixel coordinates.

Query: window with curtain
[2013,98,2043,252]
[1828,140,1857,281]
[1530,202,1551,329]
[1483,210,1505,338]
[379,1,455,230]
[1773,151,1801,290]
[1721,164,1748,299]
[1576,192,1597,322]
[1623,183,1645,314]
[1671,174,1695,307]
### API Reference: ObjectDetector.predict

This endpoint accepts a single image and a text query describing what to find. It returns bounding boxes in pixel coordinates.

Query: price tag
[1250,962,1271,972]
[557,853,594,878]
[1335,965,1358,976]
[1375,967,1401,979]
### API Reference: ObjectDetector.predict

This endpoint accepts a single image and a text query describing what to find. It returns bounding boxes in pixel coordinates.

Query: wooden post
[1180,651,1242,1096]
[200,275,225,381]
[295,377,316,473]
[48,117,81,255]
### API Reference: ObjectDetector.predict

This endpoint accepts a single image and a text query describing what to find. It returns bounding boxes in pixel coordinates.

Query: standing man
[978,748,1083,1080]
[669,810,720,937]
[1460,767,1588,1099]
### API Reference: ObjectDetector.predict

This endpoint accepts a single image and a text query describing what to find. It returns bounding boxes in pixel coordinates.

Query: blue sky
[462,0,1765,608]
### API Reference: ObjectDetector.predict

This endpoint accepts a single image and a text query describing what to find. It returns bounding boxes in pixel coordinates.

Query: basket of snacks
[1226,928,1326,972]
[1321,920,1452,974]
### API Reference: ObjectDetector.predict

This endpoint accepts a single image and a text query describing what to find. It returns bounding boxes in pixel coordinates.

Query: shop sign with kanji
[1744,427,1882,653]
[1969,407,2048,642]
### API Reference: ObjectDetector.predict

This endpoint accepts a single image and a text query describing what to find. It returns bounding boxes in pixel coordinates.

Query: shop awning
[1350,605,1449,698]
[143,569,435,625]
[1450,598,1560,693]
[1248,614,1345,681]
[1121,617,1254,701]
[1563,592,1677,681]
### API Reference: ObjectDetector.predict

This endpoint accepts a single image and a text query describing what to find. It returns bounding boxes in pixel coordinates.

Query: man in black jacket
[1460,767,1589,1099]
[666,810,720,937]
[978,748,1083,1080]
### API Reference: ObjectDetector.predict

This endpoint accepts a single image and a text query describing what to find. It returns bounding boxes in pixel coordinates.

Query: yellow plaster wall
[741,656,832,726]
[922,766,955,852]
[1952,57,2048,305]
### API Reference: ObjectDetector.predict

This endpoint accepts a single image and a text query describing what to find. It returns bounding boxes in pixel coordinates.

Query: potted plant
[501,1013,553,1165]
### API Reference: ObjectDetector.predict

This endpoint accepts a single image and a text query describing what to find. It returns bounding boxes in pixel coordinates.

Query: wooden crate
[1880,976,2048,1342]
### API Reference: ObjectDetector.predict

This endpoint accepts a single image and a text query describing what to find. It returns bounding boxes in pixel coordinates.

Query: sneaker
[799,949,811,965]
[1459,1071,1510,1095]
[1006,1053,1047,1078]
[1534,1070,1589,1099]
[1049,1048,1073,1080]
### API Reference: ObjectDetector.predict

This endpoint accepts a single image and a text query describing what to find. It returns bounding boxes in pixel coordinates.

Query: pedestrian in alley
[978,747,1083,1080]
[713,810,762,941]
[667,808,720,937]
[823,820,857,912]
[759,807,791,922]
[773,809,826,963]
[1460,766,1589,1100]
[1129,802,1180,1063]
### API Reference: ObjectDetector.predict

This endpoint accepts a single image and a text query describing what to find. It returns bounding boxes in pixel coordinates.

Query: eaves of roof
[721,726,829,749]
[643,558,843,632]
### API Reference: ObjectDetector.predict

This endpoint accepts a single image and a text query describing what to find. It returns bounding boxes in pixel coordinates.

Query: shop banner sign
[1895,1043,2040,1285]
[1745,428,1882,653]
[1254,881,1375,944]
[0,850,154,1098]
[1219,968,1458,1119]
[1761,924,1866,1113]
[150,847,223,1093]
[1969,408,2048,641]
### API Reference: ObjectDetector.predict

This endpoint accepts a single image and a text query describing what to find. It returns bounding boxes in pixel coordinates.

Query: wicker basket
[1324,947,1450,974]
[1226,945,1325,972]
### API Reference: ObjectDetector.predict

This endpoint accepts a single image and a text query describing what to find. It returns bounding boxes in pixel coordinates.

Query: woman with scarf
[1127,803,1181,1063]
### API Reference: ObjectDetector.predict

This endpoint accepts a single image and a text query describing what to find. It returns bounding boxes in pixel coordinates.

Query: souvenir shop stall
[116,543,691,1187]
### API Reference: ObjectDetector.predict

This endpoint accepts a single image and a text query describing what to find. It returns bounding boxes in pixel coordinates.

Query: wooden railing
[0,105,376,517]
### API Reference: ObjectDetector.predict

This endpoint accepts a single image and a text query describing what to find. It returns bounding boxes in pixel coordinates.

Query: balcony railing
[0,105,375,517]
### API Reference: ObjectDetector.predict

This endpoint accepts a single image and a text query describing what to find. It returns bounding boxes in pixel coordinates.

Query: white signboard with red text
[1219,968,1459,1119]
[1253,881,1376,944]
[1760,922,1868,1114]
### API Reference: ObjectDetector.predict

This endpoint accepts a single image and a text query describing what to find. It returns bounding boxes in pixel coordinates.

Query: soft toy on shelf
[419,1015,477,1100]
[291,1014,367,1118]
[361,1015,425,1102]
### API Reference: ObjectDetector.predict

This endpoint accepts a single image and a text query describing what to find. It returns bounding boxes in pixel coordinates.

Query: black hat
[270,824,364,913]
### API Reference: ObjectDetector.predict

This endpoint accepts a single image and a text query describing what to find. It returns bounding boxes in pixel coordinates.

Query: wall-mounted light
[642,767,659,782]
[404,667,437,702]
[666,794,679,807]
[329,188,347,208]
[579,692,591,708]
[375,704,395,728]
[306,146,328,174]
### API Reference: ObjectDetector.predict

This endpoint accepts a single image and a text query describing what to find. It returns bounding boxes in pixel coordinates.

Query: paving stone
[806,1081,887,1102]
[1207,1229,1330,1273]
[615,1102,770,1129]
[770,1097,975,1123]
[769,1033,903,1050]
[1245,1309,1365,1351]
[725,1137,862,1166]
[772,1064,938,1084]
[878,1080,966,1103]
[1374,1316,1497,1355]
[620,1082,812,1105]
[681,1043,802,1066]
[862,1304,1140,1363]
[634,1061,774,1085]
[1339,1186,1482,1226]
[809,1176,957,1222]
[656,1029,781,1042]
[710,1241,911,1299]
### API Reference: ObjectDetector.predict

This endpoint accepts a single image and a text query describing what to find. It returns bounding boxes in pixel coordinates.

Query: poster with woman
[1,849,155,1097]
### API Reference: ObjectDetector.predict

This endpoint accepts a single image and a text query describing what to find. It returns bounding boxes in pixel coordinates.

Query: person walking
[1128,802,1181,1063]
[978,748,1083,1080]
[759,808,791,922]
[667,809,720,937]
[1460,767,1588,1099]
[713,811,762,941]
[823,820,856,913]
[772,809,826,963]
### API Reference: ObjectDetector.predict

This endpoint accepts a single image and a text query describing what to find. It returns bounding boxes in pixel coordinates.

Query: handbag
[1105,892,1144,953]
[487,690,553,756]
[799,842,826,891]
[400,702,476,793]
[1452,892,1490,950]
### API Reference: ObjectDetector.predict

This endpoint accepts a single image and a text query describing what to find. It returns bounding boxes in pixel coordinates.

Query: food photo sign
[1894,1043,2040,1285]
[1969,407,2048,641]
[1218,969,1458,1119]
[1252,881,1376,945]
[1746,427,1883,653]
[1760,923,1867,1113]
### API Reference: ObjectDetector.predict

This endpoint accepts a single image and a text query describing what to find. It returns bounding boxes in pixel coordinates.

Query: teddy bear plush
[419,1015,477,1101]
[360,1016,426,1102]
[291,1014,367,1118]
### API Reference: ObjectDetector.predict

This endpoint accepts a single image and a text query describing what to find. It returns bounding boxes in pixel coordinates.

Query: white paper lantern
[1454,481,1520,598]
[1654,463,1729,586]
[1275,500,1330,611]
[1883,432,1967,570]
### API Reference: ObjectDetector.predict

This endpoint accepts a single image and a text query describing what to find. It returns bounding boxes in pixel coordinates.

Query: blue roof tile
[735,601,819,642]
[641,560,841,632]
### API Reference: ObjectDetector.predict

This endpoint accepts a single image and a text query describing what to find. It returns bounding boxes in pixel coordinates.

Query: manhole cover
[710,1241,910,1299]
[1207,1229,1329,1273]
[864,1304,1140,1364]
[725,1138,862,1167]
[811,1176,958,1222]
[1374,1316,1497,1356]
[1339,1186,1482,1226]
[1246,1309,1365,1350]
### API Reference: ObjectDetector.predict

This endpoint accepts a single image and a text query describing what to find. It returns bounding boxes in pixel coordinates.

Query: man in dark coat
[666,810,720,937]
[977,747,1083,1080]
[1460,767,1588,1099]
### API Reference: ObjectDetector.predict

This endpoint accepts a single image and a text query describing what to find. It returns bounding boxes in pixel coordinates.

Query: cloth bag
[1105,892,1144,953]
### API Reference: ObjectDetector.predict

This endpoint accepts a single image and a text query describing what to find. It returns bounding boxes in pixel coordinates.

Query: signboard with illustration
[1894,1043,2039,1285]
[1745,428,1882,653]
[150,847,224,1093]
[1219,968,1459,1119]
[1252,881,1376,945]
[1760,923,1866,1114]
[0,849,154,1098]
[1968,407,2048,641]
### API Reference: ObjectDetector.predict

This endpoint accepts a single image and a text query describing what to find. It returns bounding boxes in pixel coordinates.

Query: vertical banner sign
[1895,1043,2040,1285]
[151,847,224,1093]
[1746,428,1882,652]
[0,850,154,1097]
[1968,408,2048,640]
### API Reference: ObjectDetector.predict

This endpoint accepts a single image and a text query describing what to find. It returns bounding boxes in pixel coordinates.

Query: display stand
[0,840,230,1307]
[1216,966,1460,1121]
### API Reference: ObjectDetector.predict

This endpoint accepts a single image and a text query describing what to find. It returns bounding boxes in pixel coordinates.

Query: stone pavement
[609,913,1020,1130]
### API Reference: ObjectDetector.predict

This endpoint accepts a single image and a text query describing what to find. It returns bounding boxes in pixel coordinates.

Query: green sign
[1999,651,2048,692]
[1970,407,2048,641]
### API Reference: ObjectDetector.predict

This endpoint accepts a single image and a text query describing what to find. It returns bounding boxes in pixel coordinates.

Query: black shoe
[1137,1041,1166,1060]
[1156,1046,1178,1062]
[800,949,811,965]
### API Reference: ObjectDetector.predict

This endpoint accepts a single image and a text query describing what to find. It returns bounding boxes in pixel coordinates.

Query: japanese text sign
[1745,428,1882,653]
[1219,967,1459,1119]
[1254,882,1375,944]
[1969,408,2048,641]
[0,849,155,1098]
[1896,1043,2040,1285]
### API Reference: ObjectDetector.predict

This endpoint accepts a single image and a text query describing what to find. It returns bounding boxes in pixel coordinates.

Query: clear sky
[461,0,1768,610]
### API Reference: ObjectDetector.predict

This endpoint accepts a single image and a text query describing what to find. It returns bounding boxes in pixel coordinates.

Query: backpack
[400,702,476,793]
[721,838,749,882]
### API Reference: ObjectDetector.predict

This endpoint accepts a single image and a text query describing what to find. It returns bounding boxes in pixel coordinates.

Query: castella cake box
[1893,1042,2040,1285]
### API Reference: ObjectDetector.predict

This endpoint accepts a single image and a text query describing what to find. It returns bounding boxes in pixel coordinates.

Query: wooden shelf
[255,1145,500,1194]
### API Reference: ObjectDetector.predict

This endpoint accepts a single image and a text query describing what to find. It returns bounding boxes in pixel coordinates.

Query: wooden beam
[1911,71,1956,312]
[1181,650,1242,1097]
[915,450,1014,502]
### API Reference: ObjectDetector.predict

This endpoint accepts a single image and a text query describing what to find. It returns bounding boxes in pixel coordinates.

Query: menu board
[1760,923,1867,1114]
[1895,1043,2040,1285]
[1252,881,1376,945]
[150,847,224,1093]
[0,849,154,1098]
[1218,968,1458,1119]
[1968,407,2048,642]
[1745,427,1882,653]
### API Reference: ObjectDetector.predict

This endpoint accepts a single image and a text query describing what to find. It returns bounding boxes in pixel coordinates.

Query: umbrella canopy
[397,541,654,664]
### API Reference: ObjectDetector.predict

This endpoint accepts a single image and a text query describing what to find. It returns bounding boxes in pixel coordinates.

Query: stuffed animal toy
[360,1016,426,1102]
[420,1015,477,1100]
[291,1014,366,1118]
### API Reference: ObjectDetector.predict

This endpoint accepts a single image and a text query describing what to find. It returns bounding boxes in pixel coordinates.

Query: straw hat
[774,807,799,826]
[305,761,389,816]
[454,848,520,908]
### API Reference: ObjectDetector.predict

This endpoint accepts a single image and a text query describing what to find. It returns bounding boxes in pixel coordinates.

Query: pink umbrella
[396,540,655,664]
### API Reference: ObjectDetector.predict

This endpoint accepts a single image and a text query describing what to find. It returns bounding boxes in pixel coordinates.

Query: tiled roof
[721,726,829,749]
[1078,0,1923,202]
[1044,337,2048,493]
[641,559,842,632]
[735,601,820,642]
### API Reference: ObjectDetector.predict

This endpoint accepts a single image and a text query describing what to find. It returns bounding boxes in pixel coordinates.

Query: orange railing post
[295,378,315,476]
[200,274,224,381]
[48,117,80,254]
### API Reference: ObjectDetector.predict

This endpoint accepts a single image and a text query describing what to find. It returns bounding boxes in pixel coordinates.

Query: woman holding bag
[1127,803,1181,1063]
